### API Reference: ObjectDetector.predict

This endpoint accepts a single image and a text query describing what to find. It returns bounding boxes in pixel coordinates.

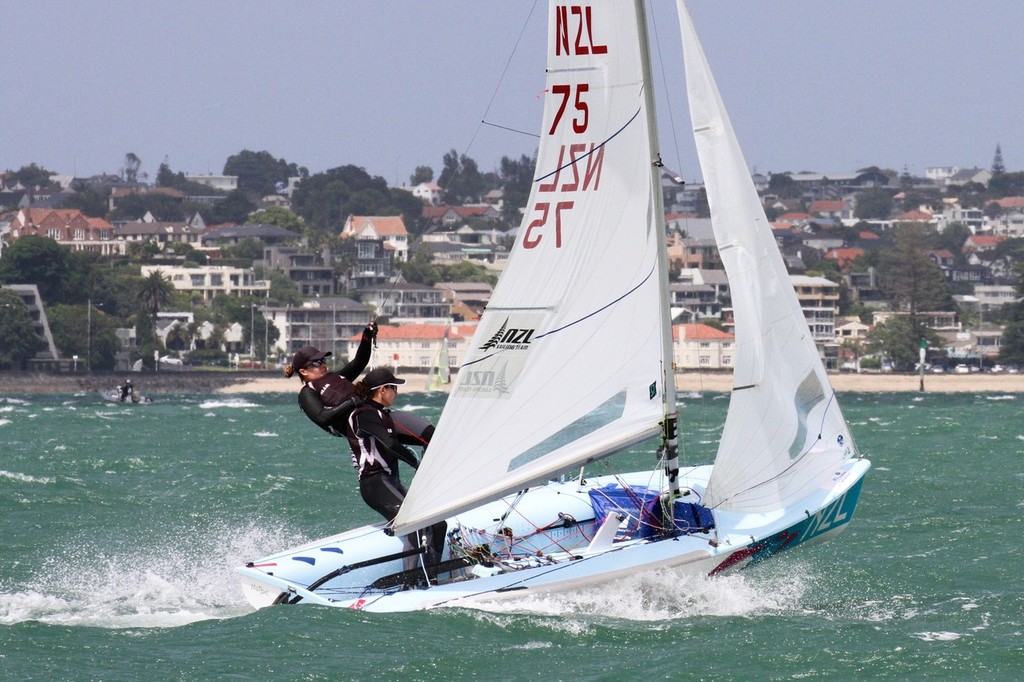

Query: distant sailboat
[237,0,870,613]
[426,325,451,391]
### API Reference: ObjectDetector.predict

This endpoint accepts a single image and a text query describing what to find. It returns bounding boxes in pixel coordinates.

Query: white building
[345,322,474,372]
[140,264,270,301]
[184,174,239,192]
[673,323,735,370]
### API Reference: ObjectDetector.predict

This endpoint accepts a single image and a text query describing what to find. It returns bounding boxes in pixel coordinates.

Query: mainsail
[393,2,673,536]
[675,1,857,513]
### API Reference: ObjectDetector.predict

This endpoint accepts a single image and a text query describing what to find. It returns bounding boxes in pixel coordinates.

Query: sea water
[1,391,1021,680]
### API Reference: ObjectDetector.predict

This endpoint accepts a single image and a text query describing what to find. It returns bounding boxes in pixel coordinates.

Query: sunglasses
[307,359,326,368]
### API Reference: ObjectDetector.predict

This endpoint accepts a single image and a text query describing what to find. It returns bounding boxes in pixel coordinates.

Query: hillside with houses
[1,148,1023,376]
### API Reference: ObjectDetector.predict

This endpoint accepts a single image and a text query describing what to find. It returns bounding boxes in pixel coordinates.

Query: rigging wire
[649,1,684,184]
[465,0,543,159]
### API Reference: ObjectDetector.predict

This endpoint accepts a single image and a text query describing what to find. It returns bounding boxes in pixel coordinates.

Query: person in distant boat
[284,322,378,435]
[347,367,447,580]
[119,379,134,402]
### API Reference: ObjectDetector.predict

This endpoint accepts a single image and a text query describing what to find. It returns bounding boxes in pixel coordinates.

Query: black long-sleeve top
[297,332,373,435]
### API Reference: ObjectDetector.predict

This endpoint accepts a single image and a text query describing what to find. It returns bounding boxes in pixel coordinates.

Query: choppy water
[1,390,1021,680]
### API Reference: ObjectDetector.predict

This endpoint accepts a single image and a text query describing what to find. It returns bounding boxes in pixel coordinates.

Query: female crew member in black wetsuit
[285,322,434,445]
[347,367,447,579]
[284,322,377,433]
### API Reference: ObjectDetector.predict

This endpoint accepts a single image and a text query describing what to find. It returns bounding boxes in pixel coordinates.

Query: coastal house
[341,215,410,262]
[5,208,121,256]
[264,297,372,362]
[357,282,451,323]
[420,204,501,228]
[114,213,205,248]
[199,223,297,248]
[261,245,336,296]
[346,322,473,373]
[140,264,270,301]
[672,323,734,370]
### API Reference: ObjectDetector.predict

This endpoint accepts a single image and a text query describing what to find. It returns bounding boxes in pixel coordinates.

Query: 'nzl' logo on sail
[479,318,536,352]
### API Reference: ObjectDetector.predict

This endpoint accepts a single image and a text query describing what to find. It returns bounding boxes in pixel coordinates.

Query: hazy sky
[5,1,1022,188]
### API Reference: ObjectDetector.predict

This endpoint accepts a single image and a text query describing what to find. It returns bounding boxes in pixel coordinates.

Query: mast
[636,0,682,498]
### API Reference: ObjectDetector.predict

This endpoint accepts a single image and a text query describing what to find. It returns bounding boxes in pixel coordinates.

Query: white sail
[426,326,451,390]
[394,2,673,536]
[676,1,857,513]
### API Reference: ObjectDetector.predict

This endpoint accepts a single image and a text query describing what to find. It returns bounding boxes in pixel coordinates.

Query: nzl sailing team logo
[456,316,543,398]
[479,318,536,352]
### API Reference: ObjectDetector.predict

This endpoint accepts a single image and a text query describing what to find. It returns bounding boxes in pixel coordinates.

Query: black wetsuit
[347,400,447,573]
[296,333,373,435]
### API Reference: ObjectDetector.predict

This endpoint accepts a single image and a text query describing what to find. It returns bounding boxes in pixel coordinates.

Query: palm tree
[165,322,191,351]
[136,270,174,324]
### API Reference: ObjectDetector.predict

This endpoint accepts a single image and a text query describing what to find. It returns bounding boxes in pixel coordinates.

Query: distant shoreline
[0,369,1020,396]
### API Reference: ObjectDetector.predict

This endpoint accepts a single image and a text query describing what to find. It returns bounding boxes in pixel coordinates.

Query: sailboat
[426,324,451,391]
[236,0,870,613]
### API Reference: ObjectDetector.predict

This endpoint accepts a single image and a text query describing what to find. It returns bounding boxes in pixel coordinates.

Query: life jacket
[306,372,362,437]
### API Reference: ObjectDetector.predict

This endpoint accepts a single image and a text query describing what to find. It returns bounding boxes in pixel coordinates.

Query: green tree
[209,190,257,224]
[997,256,1024,366]
[136,270,174,323]
[110,191,187,222]
[988,171,1024,198]
[47,303,119,370]
[933,222,971,262]
[854,187,894,220]
[767,173,802,199]
[878,223,953,314]
[0,236,72,303]
[122,152,142,184]
[60,181,110,217]
[991,144,1006,175]
[10,163,56,188]
[0,289,43,369]
[291,165,391,232]
[400,245,441,285]
[247,205,306,232]
[410,166,434,185]
[866,316,941,371]
[499,154,536,227]
[223,149,301,198]
[224,237,266,262]
[438,149,484,204]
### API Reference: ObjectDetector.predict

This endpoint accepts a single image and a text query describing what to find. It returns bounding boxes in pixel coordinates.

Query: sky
[5,1,1023,189]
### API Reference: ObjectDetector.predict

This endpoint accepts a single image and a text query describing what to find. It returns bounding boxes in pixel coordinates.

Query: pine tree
[991,144,1006,175]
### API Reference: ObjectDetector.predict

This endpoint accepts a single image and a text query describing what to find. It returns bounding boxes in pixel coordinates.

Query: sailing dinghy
[236,0,870,613]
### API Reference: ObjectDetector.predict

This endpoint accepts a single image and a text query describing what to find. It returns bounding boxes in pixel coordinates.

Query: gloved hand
[362,321,378,343]
[398,445,419,469]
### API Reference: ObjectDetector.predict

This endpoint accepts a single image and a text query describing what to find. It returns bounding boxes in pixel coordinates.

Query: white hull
[236,459,869,613]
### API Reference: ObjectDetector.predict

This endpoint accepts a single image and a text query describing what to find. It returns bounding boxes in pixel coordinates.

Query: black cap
[291,346,331,370]
[364,367,406,390]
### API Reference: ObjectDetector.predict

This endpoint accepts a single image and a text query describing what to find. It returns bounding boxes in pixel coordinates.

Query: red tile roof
[672,323,734,341]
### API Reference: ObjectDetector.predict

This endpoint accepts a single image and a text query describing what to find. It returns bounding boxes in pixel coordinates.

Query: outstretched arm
[338,322,377,381]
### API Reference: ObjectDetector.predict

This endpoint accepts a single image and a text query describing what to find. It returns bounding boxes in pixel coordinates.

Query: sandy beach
[217,371,1024,395]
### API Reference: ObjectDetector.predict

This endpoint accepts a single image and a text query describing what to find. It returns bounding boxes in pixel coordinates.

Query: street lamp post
[87,298,92,374]
[250,303,256,364]
[87,299,105,373]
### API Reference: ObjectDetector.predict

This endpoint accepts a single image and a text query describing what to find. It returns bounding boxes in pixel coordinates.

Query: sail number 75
[523,201,573,249]
[549,84,589,135]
